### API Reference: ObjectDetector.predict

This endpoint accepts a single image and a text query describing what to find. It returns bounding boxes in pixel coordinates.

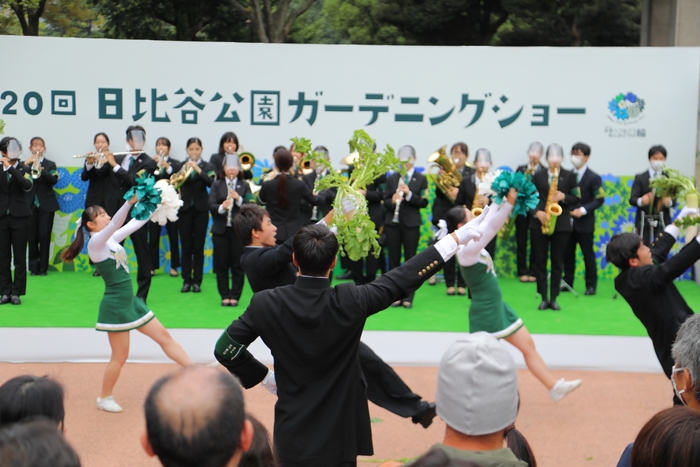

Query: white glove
[455,205,490,245]
[341,195,357,214]
[261,369,277,396]
[434,219,448,241]
[675,206,699,222]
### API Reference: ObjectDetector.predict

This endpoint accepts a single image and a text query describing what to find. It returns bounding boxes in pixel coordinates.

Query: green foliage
[43,0,104,37]
[650,168,697,199]
[291,130,402,260]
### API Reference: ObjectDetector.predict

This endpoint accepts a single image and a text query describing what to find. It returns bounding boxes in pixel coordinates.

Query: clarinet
[226,179,235,226]
[391,184,403,224]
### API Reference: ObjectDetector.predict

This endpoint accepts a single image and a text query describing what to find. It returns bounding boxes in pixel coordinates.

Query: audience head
[605,233,649,271]
[0,375,65,431]
[292,224,339,277]
[234,205,275,247]
[142,366,252,467]
[436,332,518,437]
[631,406,700,467]
[570,142,590,169]
[671,314,700,408]
[504,425,537,467]
[238,414,280,467]
[0,419,81,467]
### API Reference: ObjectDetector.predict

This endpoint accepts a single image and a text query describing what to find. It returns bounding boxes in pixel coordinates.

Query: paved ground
[0,362,672,467]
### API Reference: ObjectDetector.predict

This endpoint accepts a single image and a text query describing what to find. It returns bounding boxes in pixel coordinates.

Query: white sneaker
[96,396,123,413]
[549,378,582,402]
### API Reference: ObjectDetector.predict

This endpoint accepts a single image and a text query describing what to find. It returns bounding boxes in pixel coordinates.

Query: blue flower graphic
[612,211,636,235]
[608,99,618,112]
[253,158,272,180]
[625,92,638,103]
[615,107,628,120]
[596,230,612,269]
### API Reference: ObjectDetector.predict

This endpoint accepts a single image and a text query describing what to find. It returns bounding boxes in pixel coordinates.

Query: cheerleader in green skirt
[61,193,192,413]
[446,188,581,402]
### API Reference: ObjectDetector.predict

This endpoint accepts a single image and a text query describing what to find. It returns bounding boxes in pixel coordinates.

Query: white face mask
[650,160,665,172]
[571,155,584,169]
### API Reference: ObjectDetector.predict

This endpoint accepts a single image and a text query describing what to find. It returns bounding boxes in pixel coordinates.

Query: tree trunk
[226,0,316,43]
[10,0,47,36]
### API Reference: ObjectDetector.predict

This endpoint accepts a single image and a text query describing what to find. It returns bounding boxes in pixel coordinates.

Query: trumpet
[239,152,255,172]
[153,151,166,176]
[30,151,43,179]
[428,146,462,202]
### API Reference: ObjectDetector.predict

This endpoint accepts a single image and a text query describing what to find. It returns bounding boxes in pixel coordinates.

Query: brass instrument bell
[239,152,255,172]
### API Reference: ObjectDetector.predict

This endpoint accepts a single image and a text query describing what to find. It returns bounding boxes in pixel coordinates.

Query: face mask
[571,155,584,169]
[672,366,687,406]
[650,160,665,172]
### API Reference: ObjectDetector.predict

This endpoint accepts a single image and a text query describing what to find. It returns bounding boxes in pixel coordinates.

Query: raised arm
[112,217,149,244]
[459,201,513,265]
[88,201,132,250]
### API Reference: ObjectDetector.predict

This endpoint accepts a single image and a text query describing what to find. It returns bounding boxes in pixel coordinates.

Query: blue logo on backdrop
[607,92,645,123]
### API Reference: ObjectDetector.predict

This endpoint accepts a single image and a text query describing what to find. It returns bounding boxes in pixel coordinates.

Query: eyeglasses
[672,365,687,405]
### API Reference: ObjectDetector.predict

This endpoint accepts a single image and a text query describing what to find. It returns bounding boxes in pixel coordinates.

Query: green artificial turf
[3,271,700,337]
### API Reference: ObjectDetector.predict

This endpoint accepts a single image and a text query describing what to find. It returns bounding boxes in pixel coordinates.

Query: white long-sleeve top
[457,201,514,272]
[87,202,148,272]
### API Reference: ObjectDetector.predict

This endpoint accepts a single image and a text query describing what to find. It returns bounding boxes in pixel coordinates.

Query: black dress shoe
[92,270,101,277]
[181,283,192,293]
[412,402,437,428]
[192,284,202,293]
[585,287,596,296]
[30,271,38,276]
[550,301,561,311]
[0,295,10,305]
[537,300,549,310]
[10,295,21,305]
[336,270,353,280]
[38,272,47,276]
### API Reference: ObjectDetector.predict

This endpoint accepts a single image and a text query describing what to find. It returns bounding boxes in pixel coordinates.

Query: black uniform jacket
[383,171,428,228]
[0,163,33,217]
[528,168,580,232]
[208,177,251,235]
[571,167,604,233]
[24,158,59,212]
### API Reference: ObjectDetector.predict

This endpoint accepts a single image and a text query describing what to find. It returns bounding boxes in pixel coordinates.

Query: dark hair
[605,233,642,270]
[60,206,106,263]
[451,142,469,158]
[156,137,171,148]
[273,148,294,209]
[631,407,700,467]
[0,137,21,155]
[218,132,239,154]
[239,414,279,467]
[445,205,467,233]
[505,426,537,467]
[144,369,246,467]
[186,137,203,149]
[0,419,81,467]
[571,142,591,157]
[409,447,483,467]
[272,145,286,156]
[29,136,45,147]
[126,125,146,140]
[93,132,110,145]
[292,224,338,276]
[0,375,65,431]
[648,145,667,159]
[234,204,267,246]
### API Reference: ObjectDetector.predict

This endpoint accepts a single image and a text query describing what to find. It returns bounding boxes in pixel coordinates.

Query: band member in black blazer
[209,154,251,307]
[384,146,428,308]
[300,145,336,225]
[606,208,699,405]
[176,138,216,293]
[430,142,474,293]
[216,219,485,467]
[81,132,112,210]
[454,148,497,258]
[0,137,33,305]
[563,143,605,296]
[209,132,253,181]
[104,125,157,302]
[151,137,180,278]
[529,143,580,311]
[629,145,674,246]
[259,148,319,244]
[24,137,59,276]
[515,142,547,282]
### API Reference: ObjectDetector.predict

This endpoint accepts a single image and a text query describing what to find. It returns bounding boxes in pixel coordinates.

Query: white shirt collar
[648,167,662,178]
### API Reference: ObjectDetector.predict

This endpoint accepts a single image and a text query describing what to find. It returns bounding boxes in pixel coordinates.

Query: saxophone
[541,168,562,235]
[471,171,484,216]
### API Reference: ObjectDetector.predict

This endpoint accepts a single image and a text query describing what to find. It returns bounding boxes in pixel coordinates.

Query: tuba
[541,168,562,235]
[428,146,462,202]
[239,152,255,172]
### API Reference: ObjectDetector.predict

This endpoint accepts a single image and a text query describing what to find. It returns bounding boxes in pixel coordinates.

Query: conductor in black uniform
[0,137,33,305]
[529,143,580,311]
[24,137,59,276]
[629,145,674,246]
[606,207,699,405]
[562,143,605,296]
[103,126,156,302]
[514,142,546,282]
[216,213,487,467]
[384,145,428,308]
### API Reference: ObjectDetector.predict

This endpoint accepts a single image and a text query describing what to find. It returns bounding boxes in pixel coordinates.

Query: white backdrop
[0,36,698,176]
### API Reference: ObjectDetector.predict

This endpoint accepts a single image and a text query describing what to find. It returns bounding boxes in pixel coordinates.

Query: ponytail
[278,174,289,209]
[60,227,85,263]
[273,148,294,210]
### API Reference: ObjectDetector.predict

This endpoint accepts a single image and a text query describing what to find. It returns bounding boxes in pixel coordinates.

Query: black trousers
[531,229,570,303]
[359,342,425,418]
[28,207,55,275]
[130,221,152,302]
[385,224,420,303]
[212,227,245,300]
[563,230,597,290]
[435,255,465,288]
[348,249,384,285]
[178,208,209,286]
[149,220,180,270]
[0,215,29,296]
[515,214,535,276]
